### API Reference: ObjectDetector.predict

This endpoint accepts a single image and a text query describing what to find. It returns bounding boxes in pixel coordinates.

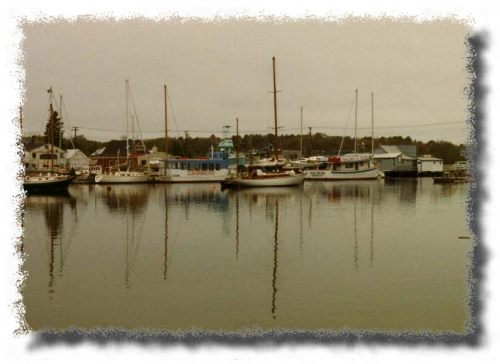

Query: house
[65,149,90,172]
[90,139,147,171]
[24,144,66,172]
[373,145,418,177]
[417,155,444,176]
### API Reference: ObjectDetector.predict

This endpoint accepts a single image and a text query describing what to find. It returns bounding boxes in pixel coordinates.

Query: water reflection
[22,179,470,333]
[25,194,75,297]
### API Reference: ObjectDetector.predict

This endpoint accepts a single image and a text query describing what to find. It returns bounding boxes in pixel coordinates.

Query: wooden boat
[222,57,304,188]
[304,90,379,181]
[23,173,74,193]
[304,154,379,180]
[95,171,150,184]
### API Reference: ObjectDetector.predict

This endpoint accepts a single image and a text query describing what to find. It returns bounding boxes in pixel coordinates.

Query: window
[39,153,55,160]
[345,163,353,168]
[215,163,220,171]
[32,153,36,158]
[209,164,214,171]
[202,163,207,170]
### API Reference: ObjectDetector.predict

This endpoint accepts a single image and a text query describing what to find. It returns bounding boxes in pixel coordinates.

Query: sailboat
[304,90,379,180]
[221,57,305,188]
[23,89,74,193]
[95,80,150,184]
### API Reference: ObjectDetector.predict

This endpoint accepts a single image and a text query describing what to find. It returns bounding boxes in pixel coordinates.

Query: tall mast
[125,79,130,159]
[59,94,63,149]
[164,84,168,159]
[300,107,303,157]
[354,88,358,154]
[371,92,374,155]
[272,57,279,161]
[49,99,54,172]
[235,117,240,175]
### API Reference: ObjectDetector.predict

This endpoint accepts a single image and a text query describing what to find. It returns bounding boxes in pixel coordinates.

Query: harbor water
[21,178,472,333]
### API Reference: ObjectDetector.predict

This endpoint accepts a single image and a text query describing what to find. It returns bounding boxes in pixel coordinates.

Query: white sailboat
[95,80,150,184]
[304,89,379,180]
[222,57,305,188]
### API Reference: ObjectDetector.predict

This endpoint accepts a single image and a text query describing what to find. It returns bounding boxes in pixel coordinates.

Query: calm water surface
[22,179,472,333]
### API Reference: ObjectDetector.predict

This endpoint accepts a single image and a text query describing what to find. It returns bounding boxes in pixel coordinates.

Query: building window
[32,153,36,158]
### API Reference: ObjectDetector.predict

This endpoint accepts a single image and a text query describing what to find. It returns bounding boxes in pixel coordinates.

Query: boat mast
[48,87,55,173]
[59,94,63,149]
[164,84,168,160]
[236,117,239,174]
[272,57,279,161]
[371,92,374,155]
[300,106,303,158]
[125,79,130,161]
[354,88,358,154]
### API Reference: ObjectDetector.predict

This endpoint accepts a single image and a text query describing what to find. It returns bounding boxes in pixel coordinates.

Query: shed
[24,144,66,172]
[417,155,444,175]
[65,149,90,172]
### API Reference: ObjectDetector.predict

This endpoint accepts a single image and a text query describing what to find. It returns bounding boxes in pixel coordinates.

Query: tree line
[24,110,466,164]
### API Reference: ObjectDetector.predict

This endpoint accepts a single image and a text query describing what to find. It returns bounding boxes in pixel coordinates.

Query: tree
[44,110,63,146]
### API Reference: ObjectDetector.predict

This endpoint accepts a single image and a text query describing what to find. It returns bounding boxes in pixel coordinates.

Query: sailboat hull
[95,173,150,184]
[23,175,74,193]
[304,167,379,180]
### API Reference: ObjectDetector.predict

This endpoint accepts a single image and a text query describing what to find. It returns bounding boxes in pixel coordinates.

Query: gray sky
[21,18,471,143]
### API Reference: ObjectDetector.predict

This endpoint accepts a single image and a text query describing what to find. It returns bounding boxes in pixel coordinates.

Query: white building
[24,144,66,172]
[65,149,90,172]
[417,155,444,175]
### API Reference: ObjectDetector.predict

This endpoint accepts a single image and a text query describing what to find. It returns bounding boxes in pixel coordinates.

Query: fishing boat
[304,90,379,181]
[22,89,74,194]
[222,57,305,188]
[156,84,242,183]
[95,80,150,184]
[157,129,237,183]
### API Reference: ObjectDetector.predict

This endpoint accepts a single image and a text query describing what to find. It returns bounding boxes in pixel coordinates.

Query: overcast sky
[21,18,471,143]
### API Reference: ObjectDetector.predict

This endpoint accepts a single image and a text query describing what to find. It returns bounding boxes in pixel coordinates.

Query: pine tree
[44,110,63,146]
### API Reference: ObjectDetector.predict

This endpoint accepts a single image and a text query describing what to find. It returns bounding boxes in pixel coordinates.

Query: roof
[376,144,417,160]
[418,156,443,161]
[373,152,401,159]
[65,149,89,159]
[27,143,65,153]
[91,140,128,157]
[379,145,401,154]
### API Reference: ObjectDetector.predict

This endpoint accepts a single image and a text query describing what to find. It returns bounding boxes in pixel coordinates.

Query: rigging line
[166,92,181,138]
[338,92,356,157]
[126,82,146,151]
[61,98,76,149]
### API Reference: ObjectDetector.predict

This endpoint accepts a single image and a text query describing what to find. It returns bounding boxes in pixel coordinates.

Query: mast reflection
[271,198,279,319]
[163,186,169,280]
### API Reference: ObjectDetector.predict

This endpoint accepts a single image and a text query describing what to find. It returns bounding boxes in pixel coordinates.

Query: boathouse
[417,155,444,176]
[24,144,66,172]
[373,145,418,177]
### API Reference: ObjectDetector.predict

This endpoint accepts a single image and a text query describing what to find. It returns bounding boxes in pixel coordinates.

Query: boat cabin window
[345,163,353,169]
[187,163,192,171]
[215,163,220,170]
[209,164,214,171]
[202,163,207,171]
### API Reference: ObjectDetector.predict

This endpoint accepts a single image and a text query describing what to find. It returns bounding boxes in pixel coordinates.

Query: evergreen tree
[44,110,63,146]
